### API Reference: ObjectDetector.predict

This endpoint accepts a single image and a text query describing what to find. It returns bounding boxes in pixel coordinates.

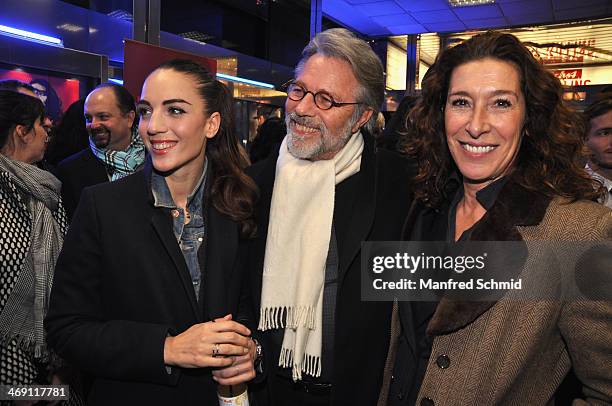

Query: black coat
[56,148,108,220]
[45,161,248,405]
[246,133,415,406]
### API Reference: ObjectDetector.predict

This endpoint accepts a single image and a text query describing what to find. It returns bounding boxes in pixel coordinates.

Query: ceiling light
[216,73,275,89]
[0,24,63,46]
[448,0,495,7]
[57,23,84,32]
[108,10,133,22]
[180,31,215,43]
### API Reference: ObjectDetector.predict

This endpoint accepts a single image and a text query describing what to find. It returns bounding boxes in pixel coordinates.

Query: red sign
[552,69,591,87]
[123,40,217,101]
[552,69,582,80]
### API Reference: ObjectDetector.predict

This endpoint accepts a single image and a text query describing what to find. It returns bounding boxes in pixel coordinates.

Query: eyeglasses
[284,81,363,111]
[42,123,52,143]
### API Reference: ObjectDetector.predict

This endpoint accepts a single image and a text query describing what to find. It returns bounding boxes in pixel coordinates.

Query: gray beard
[285,113,356,160]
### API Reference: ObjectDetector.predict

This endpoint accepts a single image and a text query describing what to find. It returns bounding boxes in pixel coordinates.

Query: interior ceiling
[322,0,612,36]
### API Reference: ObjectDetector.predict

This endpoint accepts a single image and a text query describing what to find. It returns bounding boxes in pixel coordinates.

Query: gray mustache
[286,113,324,131]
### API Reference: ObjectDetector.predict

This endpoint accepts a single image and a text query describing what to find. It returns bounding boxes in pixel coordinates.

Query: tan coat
[417,199,612,405]
[384,184,612,406]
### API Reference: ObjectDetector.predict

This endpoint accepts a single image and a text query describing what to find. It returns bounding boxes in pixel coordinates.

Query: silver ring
[212,343,220,357]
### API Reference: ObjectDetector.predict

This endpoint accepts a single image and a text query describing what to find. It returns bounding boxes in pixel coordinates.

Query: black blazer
[56,148,108,220]
[246,133,415,406]
[46,161,248,405]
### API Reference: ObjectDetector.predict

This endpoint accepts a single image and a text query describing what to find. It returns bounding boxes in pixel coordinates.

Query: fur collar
[427,179,552,336]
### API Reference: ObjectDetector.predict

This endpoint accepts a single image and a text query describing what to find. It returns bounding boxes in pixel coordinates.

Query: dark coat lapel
[201,203,237,321]
[336,132,377,283]
[427,180,552,336]
[84,149,111,184]
[247,150,277,311]
[150,210,201,320]
[144,159,201,321]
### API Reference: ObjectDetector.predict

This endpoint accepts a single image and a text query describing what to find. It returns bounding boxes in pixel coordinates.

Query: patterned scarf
[89,128,145,181]
[0,153,67,360]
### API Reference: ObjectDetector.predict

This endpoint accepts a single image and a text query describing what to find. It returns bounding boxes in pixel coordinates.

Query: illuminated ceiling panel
[446,20,612,66]
[322,0,612,36]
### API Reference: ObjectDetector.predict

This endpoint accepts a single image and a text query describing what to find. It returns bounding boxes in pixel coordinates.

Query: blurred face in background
[31,82,48,104]
[249,110,264,142]
[445,57,526,186]
[586,110,612,172]
[84,87,134,151]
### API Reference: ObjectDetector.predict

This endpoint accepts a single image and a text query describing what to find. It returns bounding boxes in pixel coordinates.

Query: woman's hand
[211,336,256,385]
[163,314,251,369]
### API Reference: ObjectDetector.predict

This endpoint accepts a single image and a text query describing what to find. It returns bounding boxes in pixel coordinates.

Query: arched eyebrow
[136,99,192,109]
[162,99,192,105]
[490,90,520,98]
[448,90,520,98]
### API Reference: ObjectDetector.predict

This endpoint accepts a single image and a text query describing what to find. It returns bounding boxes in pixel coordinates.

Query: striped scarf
[89,128,145,181]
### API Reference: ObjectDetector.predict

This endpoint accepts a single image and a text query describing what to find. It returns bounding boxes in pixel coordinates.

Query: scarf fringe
[0,332,48,361]
[278,347,322,381]
[258,305,316,331]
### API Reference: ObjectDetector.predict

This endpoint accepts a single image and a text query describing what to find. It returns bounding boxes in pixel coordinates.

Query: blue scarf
[89,128,145,181]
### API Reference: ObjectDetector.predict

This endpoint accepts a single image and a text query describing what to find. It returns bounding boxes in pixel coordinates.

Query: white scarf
[258,131,364,380]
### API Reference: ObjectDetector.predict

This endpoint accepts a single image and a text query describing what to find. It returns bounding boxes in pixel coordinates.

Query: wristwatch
[252,337,264,374]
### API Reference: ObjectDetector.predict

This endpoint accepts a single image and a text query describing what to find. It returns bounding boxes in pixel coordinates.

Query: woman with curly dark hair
[384,32,611,405]
[46,59,259,404]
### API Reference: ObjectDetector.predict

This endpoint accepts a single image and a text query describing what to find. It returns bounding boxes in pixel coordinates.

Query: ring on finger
[212,343,220,357]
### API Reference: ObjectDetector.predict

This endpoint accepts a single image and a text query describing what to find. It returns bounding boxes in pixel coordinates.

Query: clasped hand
[163,314,254,379]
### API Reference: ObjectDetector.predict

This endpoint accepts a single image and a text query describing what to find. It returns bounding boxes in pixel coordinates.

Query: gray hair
[296,28,384,133]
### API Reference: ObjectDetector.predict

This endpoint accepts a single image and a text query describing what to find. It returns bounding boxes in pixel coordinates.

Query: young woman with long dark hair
[46,59,259,405]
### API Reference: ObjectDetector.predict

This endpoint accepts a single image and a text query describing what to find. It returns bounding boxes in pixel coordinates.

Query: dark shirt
[410,176,508,403]
[447,177,508,242]
[150,161,208,298]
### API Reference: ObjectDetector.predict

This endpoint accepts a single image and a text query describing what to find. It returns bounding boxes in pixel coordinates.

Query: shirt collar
[151,159,208,209]
[450,175,508,211]
[474,176,508,211]
[586,163,612,191]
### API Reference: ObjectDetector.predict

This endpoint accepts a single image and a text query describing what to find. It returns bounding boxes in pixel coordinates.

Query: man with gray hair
[236,28,414,405]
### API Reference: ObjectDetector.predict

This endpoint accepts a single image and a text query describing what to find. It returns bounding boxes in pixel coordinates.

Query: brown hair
[583,94,612,133]
[400,31,604,207]
[155,59,258,237]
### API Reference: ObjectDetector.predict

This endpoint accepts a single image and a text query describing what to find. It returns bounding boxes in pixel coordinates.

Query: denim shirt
[151,161,208,299]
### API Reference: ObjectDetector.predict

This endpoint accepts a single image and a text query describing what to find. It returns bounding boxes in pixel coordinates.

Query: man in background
[56,83,145,219]
[584,94,612,208]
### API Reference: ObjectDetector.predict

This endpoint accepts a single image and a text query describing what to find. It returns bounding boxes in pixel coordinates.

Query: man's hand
[212,337,257,385]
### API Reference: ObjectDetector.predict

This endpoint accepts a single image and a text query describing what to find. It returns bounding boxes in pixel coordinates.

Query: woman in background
[386,32,611,405]
[0,90,67,388]
[46,59,258,405]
